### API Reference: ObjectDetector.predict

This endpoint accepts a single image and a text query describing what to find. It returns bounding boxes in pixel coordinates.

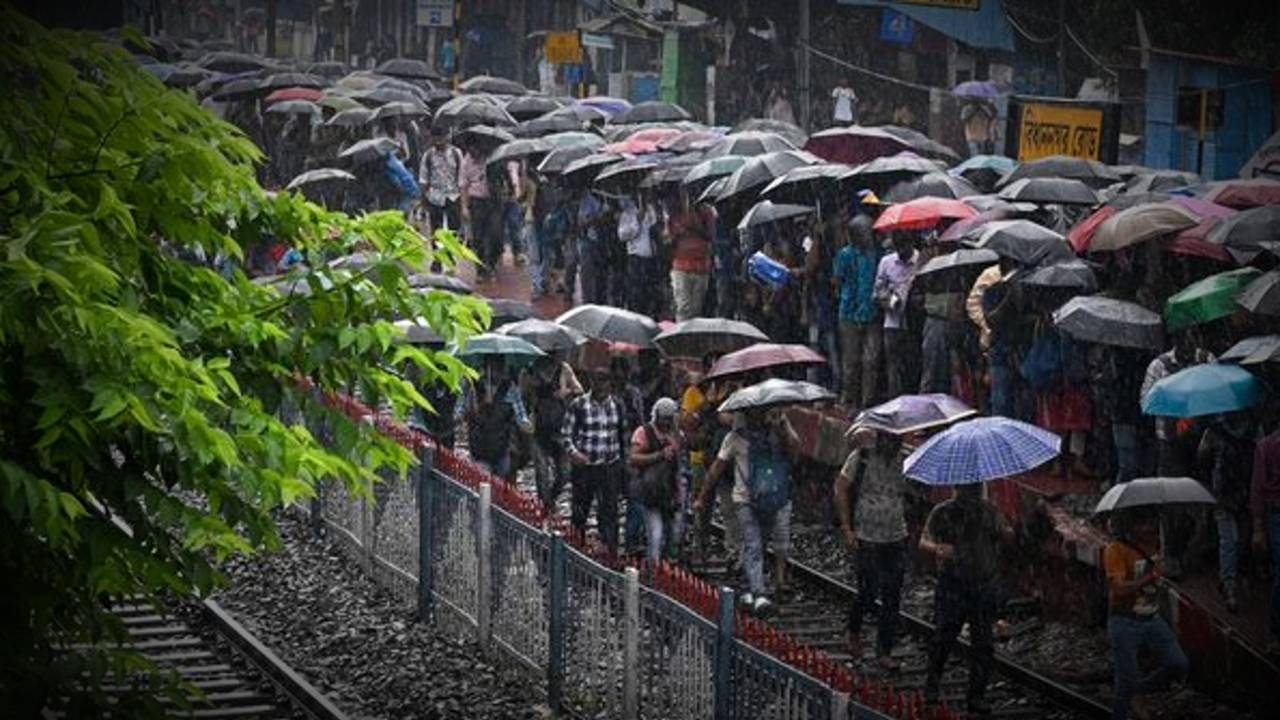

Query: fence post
[548,533,566,717]
[713,586,735,720]
[416,445,435,623]
[477,482,493,651]
[359,491,374,574]
[622,566,640,720]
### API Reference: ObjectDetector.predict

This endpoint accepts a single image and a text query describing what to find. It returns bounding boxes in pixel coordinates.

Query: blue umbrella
[903,416,1061,486]
[949,154,1017,177]
[952,80,1001,98]
[1141,363,1263,418]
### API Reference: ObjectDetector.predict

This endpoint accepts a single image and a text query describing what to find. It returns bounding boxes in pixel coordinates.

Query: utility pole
[798,0,811,131]
[1056,0,1066,96]
[266,0,277,57]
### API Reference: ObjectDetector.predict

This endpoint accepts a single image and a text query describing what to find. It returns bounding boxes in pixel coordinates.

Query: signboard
[891,0,980,9]
[1016,102,1105,161]
[416,0,453,27]
[545,30,583,64]
[879,8,914,44]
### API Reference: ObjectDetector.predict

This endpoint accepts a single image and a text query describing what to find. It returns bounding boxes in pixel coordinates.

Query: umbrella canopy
[884,172,979,202]
[706,343,826,381]
[1221,335,1280,365]
[376,57,441,80]
[1237,270,1280,316]
[656,129,722,154]
[336,71,382,91]
[612,100,692,124]
[1052,296,1165,350]
[1205,205,1280,264]
[1165,267,1262,331]
[903,416,1061,486]
[715,151,822,204]
[1202,178,1280,208]
[952,80,1001,99]
[338,137,401,165]
[717,379,834,413]
[683,155,748,190]
[561,152,624,185]
[488,137,552,167]
[259,72,328,91]
[305,61,350,78]
[738,201,816,231]
[286,168,355,190]
[848,152,943,183]
[318,93,362,112]
[459,74,528,95]
[851,394,976,436]
[997,155,1120,189]
[759,163,857,204]
[1018,259,1099,292]
[265,99,320,116]
[874,197,977,232]
[542,131,605,149]
[515,112,589,137]
[457,333,546,367]
[697,177,730,205]
[407,272,473,294]
[938,208,1011,243]
[393,318,445,346]
[594,158,663,193]
[703,131,797,158]
[265,86,324,104]
[1067,205,1117,253]
[1093,477,1216,514]
[326,106,374,126]
[998,177,1100,206]
[537,144,598,175]
[875,125,960,163]
[1126,171,1203,194]
[455,125,516,150]
[950,154,1017,179]
[505,94,563,121]
[1141,363,1263,417]
[579,96,632,116]
[1087,202,1200,253]
[163,64,214,88]
[433,96,517,129]
[556,304,659,348]
[496,318,586,353]
[211,76,266,101]
[488,299,536,326]
[198,51,275,73]
[371,100,431,121]
[602,127,682,155]
[652,318,769,359]
[804,125,913,165]
[356,85,427,106]
[732,118,808,147]
[916,248,1000,282]
[968,220,1073,266]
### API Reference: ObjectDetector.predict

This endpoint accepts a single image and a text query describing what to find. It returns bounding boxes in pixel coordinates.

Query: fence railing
[292,385,946,720]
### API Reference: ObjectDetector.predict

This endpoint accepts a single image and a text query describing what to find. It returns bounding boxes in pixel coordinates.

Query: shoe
[751,595,774,618]
[967,696,992,716]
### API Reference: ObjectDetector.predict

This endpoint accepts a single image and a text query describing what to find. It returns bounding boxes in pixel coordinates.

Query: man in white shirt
[832,79,857,126]
[874,234,920,399]
[617,195,660,317]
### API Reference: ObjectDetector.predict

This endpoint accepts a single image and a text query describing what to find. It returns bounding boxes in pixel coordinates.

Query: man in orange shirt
[1102,511,1188,720]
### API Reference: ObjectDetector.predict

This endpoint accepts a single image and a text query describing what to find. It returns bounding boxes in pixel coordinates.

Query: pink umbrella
[706,343,826,381]
[1202,178,1280,208]
[602,127,682,155]
[1168,195,1235,219]
[873,197,976,232]
[265,86,324,104]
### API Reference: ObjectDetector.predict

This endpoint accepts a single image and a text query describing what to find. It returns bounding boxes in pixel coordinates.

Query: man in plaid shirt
[562,368,628,554]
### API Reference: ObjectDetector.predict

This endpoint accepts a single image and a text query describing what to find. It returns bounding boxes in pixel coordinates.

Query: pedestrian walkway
[457,250,569,320]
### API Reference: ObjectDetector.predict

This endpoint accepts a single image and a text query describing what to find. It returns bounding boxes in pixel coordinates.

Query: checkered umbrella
[903,416,1061,485]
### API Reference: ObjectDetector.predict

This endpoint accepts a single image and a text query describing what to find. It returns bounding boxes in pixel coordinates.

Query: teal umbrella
[456,332,545,369]
[1141,363,1262,417]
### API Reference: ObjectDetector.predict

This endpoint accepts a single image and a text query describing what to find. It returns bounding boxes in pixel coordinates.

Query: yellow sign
[1018,103,1104,161]
[894,0,980,9]
[545,31,582,64]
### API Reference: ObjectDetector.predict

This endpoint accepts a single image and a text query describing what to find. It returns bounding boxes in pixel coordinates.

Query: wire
[1066,25,1120,78]
[1005,11,1058,45]
[798,40,936,94]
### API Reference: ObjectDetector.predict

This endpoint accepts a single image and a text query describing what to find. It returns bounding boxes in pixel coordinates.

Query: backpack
[631,424,674,512]
[745,430,791,517]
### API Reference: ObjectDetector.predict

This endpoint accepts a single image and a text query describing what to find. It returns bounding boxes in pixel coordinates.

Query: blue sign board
[880,8,914,44]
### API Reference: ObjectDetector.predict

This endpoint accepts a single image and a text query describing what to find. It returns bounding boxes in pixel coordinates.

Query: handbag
[631,424,674,512]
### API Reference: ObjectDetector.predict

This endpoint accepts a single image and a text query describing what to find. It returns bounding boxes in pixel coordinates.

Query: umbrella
[561,153,624,185]
[998,177,1100,206]
[433,96,517,129]
[259,72,328,91]
[715,150,823,204]
[874,197,977,232]
[1221,335,1280,365]
[717,379,834,413]
[642,157,702,189]
[556,304,659,348]
[506,95,563,121]
[952,80,1001,99]
[1202,178,1280,208]
[732,118,808,147]
[338,137,401,165]
[1107,191,1173,210]
[848,153,943,183]
[683,155,748,191]
[488,299,536,325]
[652,318,769,358]
[594,158,662,193]
[851,394,976,436]
[950,154,1017,183]
[1017,259,1099,292]
[996,155,1120,189]
[706,343,826,381]
[1237,270,1280,316]
[376,57,442,81]
[459,75,529,95]
[211,76,265,101]
[903,416,1061,486]
[804,125,913,165]
[1205,205,1280,263]
[938,208,1010,243]
[265,99,320,117]
[580,95,633,116]
[542,131,605,149]
[916,248,1000,282]
[1087,202,1200,253]
[355,86,427,106]
[286,168,355,191]
[326,107,373,127]
[305,61,350,79]
[515,112,589,137]
[198,51,275,73]
[1141,363,1263,417]
[1165,267,1262,331]
[371,101,431,121]
[968,220,1073,266]
[602,127,682,155]
[496,318,586,353]
[698,177,730,205]
[408,272,474,294]
[657,129,721,154]
[457,333,546,367]
[455,125,516,150]
[1093,477,1216,514]
[488,138,552,167]
[265,86,324,104]
[318,94,362,112]
[962,195,1037,214]
[1052,296,1165,350]
[552,104,612,124]
[537,145,598,175]
[759,164,857,204]
[703,131,797,158]
[884,172,979,202]
[612,101,692,124]
[163,64,213,88]
[1126,171,1203,194]
[878,125,962,162]
[1067,205,1116,253]
[394,318,445,346]
[738,201,816,231]
[336,71,382,91]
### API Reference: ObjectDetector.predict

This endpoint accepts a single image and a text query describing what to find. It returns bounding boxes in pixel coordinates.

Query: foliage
[0,8,485,714]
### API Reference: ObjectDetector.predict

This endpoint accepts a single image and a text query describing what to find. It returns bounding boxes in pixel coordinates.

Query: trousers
[925,574,996,705]
[671,270,710,322]
[1107,615,1188,720]
[570,461,623,554]
[838,321,882,408]
[848,540,906,658]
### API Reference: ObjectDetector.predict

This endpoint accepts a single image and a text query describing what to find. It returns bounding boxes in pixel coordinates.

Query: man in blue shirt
[832,214,881,407]
[576,189,608,304]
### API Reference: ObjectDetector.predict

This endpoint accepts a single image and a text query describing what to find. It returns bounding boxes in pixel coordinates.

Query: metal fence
[298,420,893,720]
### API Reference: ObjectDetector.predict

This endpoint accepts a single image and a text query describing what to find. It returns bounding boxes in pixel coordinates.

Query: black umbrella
[593,158,662,194]
[549,104,610,124]
[488,138,552,167]
[260,72,328,91]
[375,77,432,99]
[163,64,212,88]
[1237,270,1280,316]
[265,99,320,117]
[997,177,1100,206]
[1107,191,1173,211]
[496,318,586,352]
[718,379,834,412]
[456,125,516,151]
[326,107,373,127]
[612,100,692,124]
[653,318,769,358]
[376,57,442,81]
[847,153,942,183]
[305,60,350,79]
[1017,259,1099,292]
[459,74,528,95]
[537,145,597,175]
[1126,171,1202,194]
[731,118,808,147]
[394,318,445,346]
[997,155,1120,189]
[338,137,401,166]
[968,220,1075,266]
[1052,295,1165,350]
[557,304,659,348]
[1221,334,1280,365]
[285,168,355,205]
[1093,477,1216,514]
[737,201,816,231]
[489,298,537,325]
[514,112,587,138]
[697,177,730,205]
[355,86,426,106]
[759,163,856,204]
[506,95,563,121]
[423,88,456,106]
[370,101,431,122]
[641,158,702,189]
[561,153,624,185]
[715,150,822,204]
[434,96,517,129]
[682,155,748,193]
[878,124,961,162]
[703,131,797,158]
[211,76,264,101]
[916,248,1000,281]
[1206,205,1280,264]
[885,172,979,202]
[198,51,275,73]
[407,272,474,294]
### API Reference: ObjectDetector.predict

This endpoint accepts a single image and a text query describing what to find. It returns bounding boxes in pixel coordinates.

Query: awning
[838,0,1016,52]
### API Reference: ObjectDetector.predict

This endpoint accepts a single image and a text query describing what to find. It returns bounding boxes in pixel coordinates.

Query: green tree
[0,7,484,714]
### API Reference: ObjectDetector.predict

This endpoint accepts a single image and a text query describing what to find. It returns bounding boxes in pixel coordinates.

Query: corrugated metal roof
[838,0,1016,52]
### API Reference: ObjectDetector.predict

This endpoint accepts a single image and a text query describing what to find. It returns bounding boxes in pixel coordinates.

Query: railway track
[52,596,348,720]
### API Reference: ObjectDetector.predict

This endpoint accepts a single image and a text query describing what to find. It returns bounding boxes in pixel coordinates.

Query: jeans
[625,493,646,553]
[1215,509,1240,588]
[626,255,658,317]
[990,356,1016,418]
[570,461,623,554]
[532,440,565,509]
[529,222,548,295]
[1267,510,1280,639]
[736,502,791,596]
[838,321,881,407]
[504,201,524,255]
[882,327,912,400]
[427,200,461,234]
[849,540,906,658]
[579,239,606,304]
[1107,615,1188,720]
[1112,423,1141,486]
[671,270,710,322]
[918,316,951,394]
[925,574,996,705]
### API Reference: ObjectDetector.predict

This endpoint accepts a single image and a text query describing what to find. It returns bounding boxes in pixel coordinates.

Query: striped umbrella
[903,416,1061,485]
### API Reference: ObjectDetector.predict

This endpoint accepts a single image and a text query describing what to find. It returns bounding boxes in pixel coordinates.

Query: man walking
[459,141,498,280]
[562,368,627,555]
[832,214,881,407]
[418,127,464,235]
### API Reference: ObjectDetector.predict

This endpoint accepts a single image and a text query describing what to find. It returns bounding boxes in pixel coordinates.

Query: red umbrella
[873,197,977,232]
[602,127,682,155]
[1202,178,1280,208]
[265,86,324,104]
[1163,235,1235,264]
[706,343,825,381]
[1068,205,1116,253]
[803,125,912,165]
